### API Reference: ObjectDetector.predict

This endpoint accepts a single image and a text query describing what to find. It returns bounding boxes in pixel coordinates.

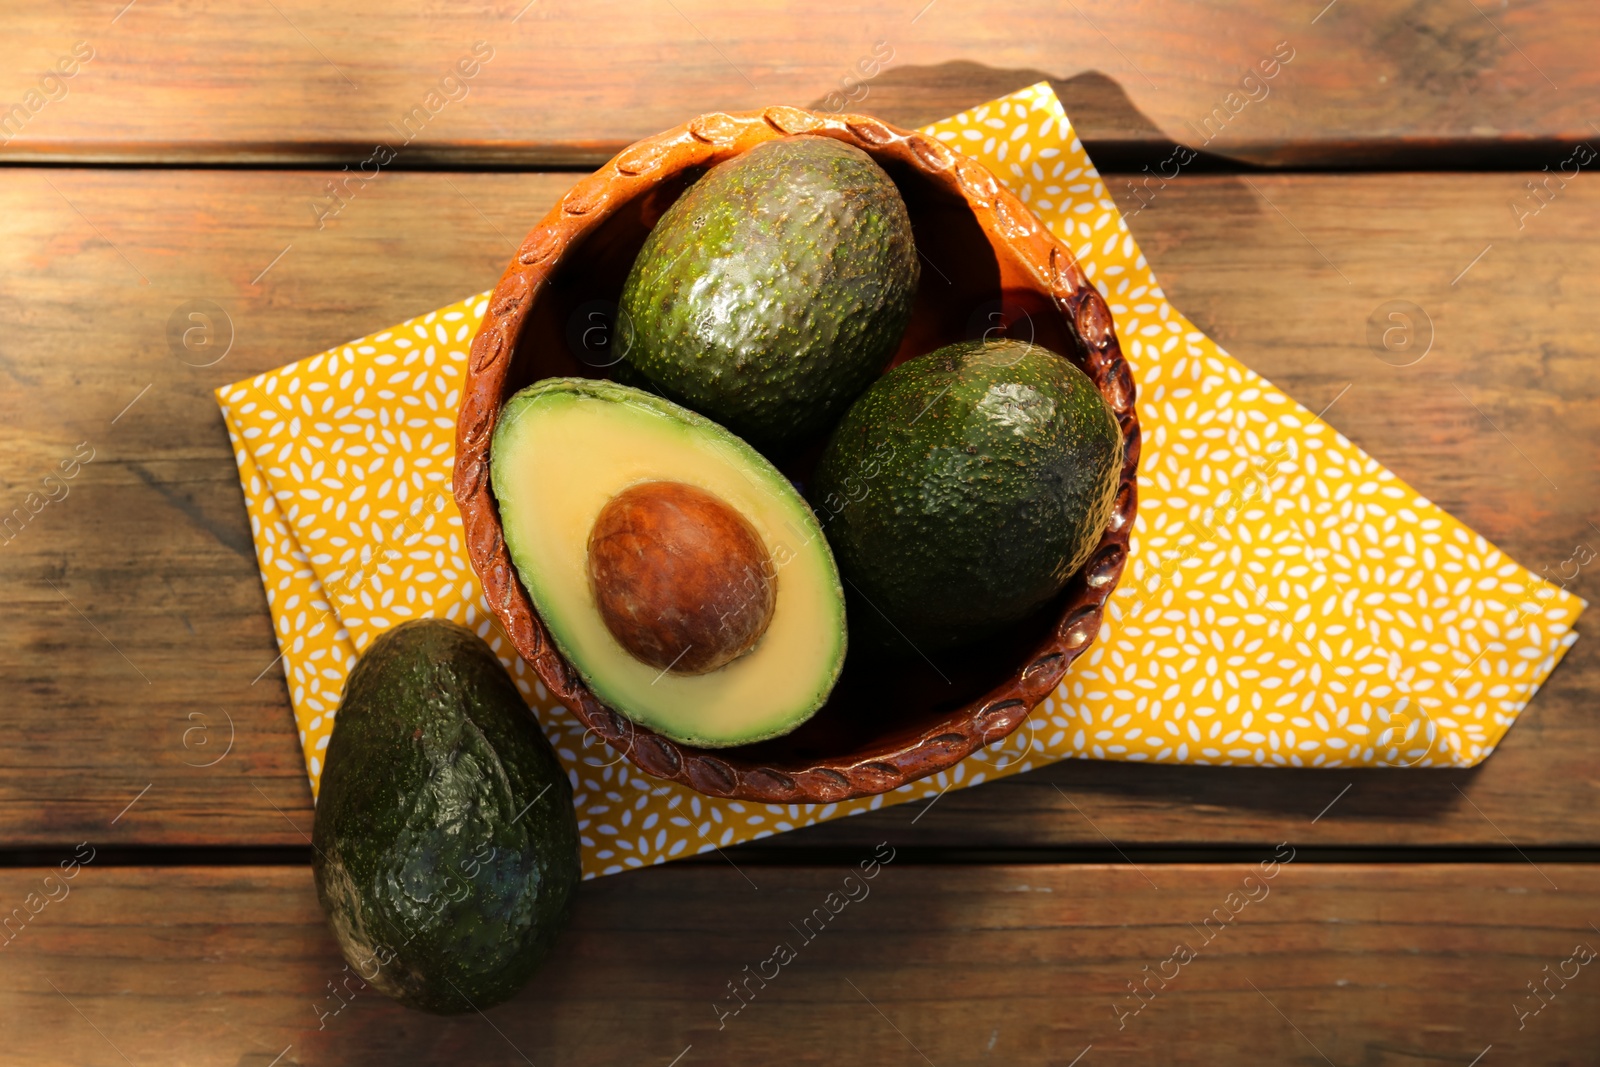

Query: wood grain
[3,862,1596,1065]
[0,168,1594,849]
[1,0,1594,167]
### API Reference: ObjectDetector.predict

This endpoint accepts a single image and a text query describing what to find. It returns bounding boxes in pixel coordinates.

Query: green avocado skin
[311,619,580,1015]
[618,136,919,455]
[811,339,1125,654]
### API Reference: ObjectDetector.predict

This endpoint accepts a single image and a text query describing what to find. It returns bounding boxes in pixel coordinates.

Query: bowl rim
[453,105,1141,803]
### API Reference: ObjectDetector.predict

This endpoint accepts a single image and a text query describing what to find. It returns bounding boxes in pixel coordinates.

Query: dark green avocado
[811,338,1124,654]
[311,618,580,1015]
[618,135,919,455]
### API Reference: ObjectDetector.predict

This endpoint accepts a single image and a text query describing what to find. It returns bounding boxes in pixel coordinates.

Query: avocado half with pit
[490,378,846,747]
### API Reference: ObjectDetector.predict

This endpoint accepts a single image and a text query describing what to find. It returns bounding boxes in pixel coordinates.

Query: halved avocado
[490,378,846,747]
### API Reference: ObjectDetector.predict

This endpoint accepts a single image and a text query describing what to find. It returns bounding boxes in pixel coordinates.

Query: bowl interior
[498,147,1095,772]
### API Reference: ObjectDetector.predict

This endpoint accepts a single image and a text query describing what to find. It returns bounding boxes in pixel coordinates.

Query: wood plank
[1,0,1595,167]
[3,862,1596,1064]
[1,168,1594,849]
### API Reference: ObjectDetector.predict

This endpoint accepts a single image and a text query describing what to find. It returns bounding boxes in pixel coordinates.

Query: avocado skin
[812,339,1124,654]
[312,619,580,1015]
[619,136,919,455]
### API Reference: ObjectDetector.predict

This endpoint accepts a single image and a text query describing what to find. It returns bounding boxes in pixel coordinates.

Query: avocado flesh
[312,618,580,1015]
[618,135,919,456]
[812,339,1124,654]
[491,378,847,747]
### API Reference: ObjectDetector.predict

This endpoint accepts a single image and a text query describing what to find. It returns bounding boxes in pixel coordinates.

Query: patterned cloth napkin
[218,83,1584,879]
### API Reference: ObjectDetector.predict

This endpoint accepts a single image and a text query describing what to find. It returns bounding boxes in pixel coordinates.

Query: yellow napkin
[218,83,1584,879]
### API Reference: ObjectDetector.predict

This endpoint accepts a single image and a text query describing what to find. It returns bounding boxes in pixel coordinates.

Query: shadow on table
[1036,757,1481,825]
[807,61,1266,227]
[758,759,1487,854]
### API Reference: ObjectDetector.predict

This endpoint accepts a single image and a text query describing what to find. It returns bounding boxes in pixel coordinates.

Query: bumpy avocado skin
[811,339,1125,654]
[311,619,580,1015]
[618,136,919,455]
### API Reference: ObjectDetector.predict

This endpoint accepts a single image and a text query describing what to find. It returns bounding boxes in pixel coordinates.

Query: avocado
[491,377,847,747]
[618,136,919,455]
[312,619,580,1015]
[811,338,1124,654]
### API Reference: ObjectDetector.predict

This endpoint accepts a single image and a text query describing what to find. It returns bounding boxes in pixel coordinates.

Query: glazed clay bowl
[455,106,1140,803]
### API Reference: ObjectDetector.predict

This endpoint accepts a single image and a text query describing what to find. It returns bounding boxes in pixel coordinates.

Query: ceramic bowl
[455,106,1140,803]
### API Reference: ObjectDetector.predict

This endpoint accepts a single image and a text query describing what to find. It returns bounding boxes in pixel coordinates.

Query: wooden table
[3,2,1597,1063]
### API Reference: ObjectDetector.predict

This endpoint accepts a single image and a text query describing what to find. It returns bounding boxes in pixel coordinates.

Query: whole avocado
[618,135,919,455]
[811,339,1124,653]
[311,619,580,1015]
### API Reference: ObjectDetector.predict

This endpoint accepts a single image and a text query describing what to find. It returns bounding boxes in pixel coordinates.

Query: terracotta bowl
[455,106,1140,803]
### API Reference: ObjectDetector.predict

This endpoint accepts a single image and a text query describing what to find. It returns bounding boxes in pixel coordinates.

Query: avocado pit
[586,480,776,675]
